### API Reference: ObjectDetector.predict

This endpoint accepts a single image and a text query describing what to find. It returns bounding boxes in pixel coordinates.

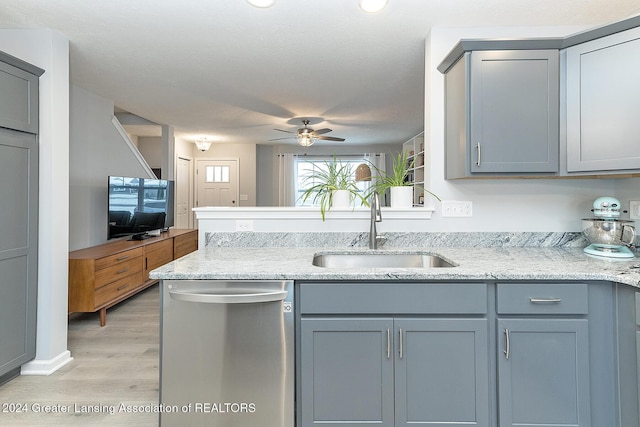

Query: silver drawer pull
[117,283,130,291]
[116,268,129,275]
[387,328,391,360]
[116,255,129,261]
[530,298,562,303]
[503,328,510,359]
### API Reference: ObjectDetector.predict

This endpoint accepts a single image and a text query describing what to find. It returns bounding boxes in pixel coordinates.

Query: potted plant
[300,156,369,220]
[368,150,440,208]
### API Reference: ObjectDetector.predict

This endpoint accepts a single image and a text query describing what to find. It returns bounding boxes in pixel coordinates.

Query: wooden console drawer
[497,283,588,315]
[95,247,143,271]
[69,229,197,326]
[94,271,144,308]
[95,256,143,289]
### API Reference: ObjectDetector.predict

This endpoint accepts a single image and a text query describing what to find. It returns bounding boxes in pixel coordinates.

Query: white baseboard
[20,350,73,376]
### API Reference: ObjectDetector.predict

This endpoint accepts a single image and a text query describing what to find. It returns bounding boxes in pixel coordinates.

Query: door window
[205,165,230,183]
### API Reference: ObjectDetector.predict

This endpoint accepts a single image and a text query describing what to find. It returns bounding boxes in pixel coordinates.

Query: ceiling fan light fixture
[194,138,213,152]
[358,0,388,13]
[246,0,276,8]
[297,134,315,147]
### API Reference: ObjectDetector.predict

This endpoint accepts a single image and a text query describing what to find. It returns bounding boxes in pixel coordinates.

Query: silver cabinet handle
[387,328,391,360]
[530,298,562,303]
[399,328,403,359]
[503,328,510,360]
[169,289,287,304]
[476,142,481,166]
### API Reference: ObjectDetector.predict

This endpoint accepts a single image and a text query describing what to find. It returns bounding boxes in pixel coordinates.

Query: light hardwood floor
[0,285,160,426]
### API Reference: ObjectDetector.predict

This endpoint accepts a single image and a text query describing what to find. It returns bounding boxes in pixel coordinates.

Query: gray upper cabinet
[565,26,640,173]
[0,55,41,134]
[443,49,559,178]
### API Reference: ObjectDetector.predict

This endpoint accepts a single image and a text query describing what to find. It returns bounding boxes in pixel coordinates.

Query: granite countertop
[150,246,640,288]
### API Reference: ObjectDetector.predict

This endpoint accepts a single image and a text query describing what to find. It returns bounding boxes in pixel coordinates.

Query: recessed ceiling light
[359,0,388,13]
[246,0,276,8]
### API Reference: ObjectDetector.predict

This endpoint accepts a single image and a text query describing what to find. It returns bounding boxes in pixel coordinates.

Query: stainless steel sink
[312,252,457,269]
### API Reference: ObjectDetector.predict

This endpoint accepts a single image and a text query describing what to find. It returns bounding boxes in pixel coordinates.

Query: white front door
[196,159,239,207]
[176,157,193,228]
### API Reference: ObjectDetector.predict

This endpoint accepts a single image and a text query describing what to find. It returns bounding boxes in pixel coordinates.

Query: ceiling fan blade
[316,135,345,142]
[268,136,295,141]
[311,128,332,136]
[273,128,295,134]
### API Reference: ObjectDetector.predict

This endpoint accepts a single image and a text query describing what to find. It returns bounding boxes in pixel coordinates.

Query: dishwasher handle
[169,289,288,304]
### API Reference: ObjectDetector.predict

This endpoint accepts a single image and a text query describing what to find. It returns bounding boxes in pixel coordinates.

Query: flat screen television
[107,176,175,240]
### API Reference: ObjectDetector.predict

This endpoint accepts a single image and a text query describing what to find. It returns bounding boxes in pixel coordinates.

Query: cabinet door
[0,60,39,133]
[498,319,590,427]
[566,26,640,172]
[144,239,173,281]
[469,50,559,173]
[300,318,394,427]
[395,319,490,427]
[0,127,38,379]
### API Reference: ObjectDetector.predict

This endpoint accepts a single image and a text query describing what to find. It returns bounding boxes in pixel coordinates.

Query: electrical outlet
[630,201,640,220]
[235,219,254,231]
[442,200,473,217]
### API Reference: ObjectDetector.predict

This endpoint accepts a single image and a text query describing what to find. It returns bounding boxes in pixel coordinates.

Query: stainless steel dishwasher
[159,280,294,427]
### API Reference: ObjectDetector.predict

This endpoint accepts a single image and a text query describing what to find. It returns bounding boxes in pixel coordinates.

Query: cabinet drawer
[299,282,487,314]
[497,283,588,315]
[95,247,143,271]
[95,256,143,289]
[94,271,144,308]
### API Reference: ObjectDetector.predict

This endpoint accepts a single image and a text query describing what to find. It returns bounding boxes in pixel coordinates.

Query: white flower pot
[332,190,351,208]
[390,186,413,208]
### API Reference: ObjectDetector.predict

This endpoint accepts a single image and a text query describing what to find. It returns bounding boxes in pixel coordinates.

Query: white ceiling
[1,0,639,146]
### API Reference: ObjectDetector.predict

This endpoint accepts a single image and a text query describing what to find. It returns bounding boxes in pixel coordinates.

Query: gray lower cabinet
[394,318,489,426]
[297,281,490,427]
[497,319,590,427]
[0,52,42,384]
[300,318,394,426]
[565,26,640,173]
[444,49,559,178]
[496,282,591,427]
[300,317,489,427]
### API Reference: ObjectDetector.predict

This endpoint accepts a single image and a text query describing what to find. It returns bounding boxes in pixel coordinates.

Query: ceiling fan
[270,119,345,147]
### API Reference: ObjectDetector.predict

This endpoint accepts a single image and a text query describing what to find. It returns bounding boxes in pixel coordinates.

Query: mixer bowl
[581,218,636,246]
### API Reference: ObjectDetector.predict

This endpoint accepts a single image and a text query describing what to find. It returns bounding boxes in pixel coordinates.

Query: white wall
[425,25,629,232]
[69,85,152,250]
[0,29,72,375]
[138,136,163,170]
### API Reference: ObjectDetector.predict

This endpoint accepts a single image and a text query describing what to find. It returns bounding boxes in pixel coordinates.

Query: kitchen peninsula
[151,231,640,427]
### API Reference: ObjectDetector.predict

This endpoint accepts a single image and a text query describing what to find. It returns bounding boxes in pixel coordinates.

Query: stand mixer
[582,196,636,258]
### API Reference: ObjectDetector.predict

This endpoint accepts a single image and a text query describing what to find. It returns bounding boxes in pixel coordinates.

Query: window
[205,165,230,183]
[295,156,370,207]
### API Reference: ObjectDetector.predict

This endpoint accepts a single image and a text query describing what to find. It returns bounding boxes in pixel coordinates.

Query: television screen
[107,176,175,240]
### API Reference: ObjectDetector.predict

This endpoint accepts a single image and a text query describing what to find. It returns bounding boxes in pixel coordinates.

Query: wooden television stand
[68,229,198,326]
